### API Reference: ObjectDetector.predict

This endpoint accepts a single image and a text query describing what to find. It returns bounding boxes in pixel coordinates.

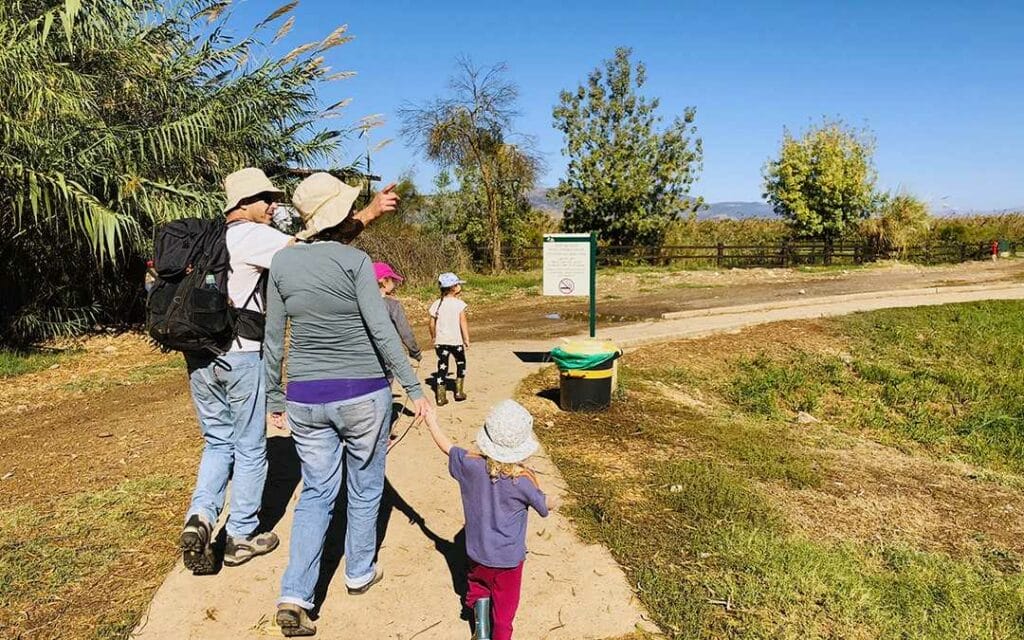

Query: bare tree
[400,57,539,271]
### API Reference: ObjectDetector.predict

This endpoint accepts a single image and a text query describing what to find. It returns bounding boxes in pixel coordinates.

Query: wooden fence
[505,241,1012,270]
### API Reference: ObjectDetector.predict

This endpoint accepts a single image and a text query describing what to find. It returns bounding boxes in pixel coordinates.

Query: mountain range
[527,188,774,220]
[526,188,1022,219]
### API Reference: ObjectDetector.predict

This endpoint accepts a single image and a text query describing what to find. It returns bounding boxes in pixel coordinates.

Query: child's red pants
[465,560,525,640]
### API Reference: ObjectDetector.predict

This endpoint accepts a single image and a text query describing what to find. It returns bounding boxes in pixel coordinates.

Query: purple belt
[286,377,390,404]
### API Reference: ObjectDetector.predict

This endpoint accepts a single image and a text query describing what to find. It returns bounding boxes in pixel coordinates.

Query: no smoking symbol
[558,278,575,294]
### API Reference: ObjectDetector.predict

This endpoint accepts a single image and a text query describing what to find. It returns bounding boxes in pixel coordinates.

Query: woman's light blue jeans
[278,386,392,610]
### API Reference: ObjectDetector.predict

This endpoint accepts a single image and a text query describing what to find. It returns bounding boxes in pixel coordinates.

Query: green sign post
[543,232,598,337]
[588,232,597,337]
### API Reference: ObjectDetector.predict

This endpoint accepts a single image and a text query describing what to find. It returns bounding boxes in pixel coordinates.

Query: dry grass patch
[763,432,1024,557]
[1,334,198,639]
[0,333,181,417]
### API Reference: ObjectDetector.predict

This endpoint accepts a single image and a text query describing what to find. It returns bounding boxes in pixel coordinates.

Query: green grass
[403,271,543,303]
[719,301,1024,473]
[794,263,872,274]
[527,300,1024,639]
[0,348,76,378]
[0,475,188,637]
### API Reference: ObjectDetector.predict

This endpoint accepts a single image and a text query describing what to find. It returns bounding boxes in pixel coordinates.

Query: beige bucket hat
[292,172,362,241]
[223,168,284,214]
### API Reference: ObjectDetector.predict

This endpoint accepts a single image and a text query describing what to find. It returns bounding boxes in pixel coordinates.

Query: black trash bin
[551,339,621,412]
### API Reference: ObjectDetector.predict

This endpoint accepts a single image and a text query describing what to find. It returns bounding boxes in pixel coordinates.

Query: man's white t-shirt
[226,222,292,352]
[428,297,467,346]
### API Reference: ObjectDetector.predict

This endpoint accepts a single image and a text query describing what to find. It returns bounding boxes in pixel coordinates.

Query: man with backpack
[168,167,400,575]
[173,167,293,574]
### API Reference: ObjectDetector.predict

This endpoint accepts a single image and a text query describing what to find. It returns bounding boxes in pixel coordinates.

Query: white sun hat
[292,172,362,241]
[476,400,540,464]
[222,167,284,214]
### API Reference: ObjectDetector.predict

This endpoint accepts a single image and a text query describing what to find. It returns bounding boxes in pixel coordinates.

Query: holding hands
[412,396,435,420]
[269,412,287,430]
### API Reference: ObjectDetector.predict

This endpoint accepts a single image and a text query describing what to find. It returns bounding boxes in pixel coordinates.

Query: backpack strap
[240,270,269,313]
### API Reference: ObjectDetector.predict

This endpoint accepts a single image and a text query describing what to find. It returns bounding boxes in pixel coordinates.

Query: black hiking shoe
[180,514,215,575]
[224,531,280,567]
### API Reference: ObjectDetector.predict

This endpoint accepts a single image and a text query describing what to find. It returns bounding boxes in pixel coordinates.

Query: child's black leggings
[435,344,467,385]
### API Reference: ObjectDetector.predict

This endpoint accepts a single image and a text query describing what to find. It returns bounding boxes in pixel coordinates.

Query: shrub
[353,223,470,285]
[860,193,932,257]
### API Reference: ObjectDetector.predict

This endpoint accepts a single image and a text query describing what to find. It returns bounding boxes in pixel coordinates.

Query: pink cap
[373,262,404,282]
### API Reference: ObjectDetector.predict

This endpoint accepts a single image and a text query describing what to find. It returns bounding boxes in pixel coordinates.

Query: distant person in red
[144,259,157,293]
[992,239,999,262]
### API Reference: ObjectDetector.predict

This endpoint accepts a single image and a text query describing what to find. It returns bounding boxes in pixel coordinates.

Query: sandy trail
[133,282,1024,640]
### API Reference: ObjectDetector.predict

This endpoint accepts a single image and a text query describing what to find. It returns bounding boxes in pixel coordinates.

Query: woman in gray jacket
[264,173,432,636]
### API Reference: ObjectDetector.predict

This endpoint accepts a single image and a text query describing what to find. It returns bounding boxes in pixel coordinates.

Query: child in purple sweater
[424,400,549,640]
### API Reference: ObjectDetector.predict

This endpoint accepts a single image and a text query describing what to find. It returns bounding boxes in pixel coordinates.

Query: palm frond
[1,0,355,344]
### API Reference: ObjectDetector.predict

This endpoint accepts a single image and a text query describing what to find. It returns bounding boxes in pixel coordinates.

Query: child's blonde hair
[485,457,522,479]
[476,453,538,486]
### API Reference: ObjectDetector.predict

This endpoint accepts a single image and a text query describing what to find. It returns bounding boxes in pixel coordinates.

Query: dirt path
[131,281,1024,640]
[462,259,1024,341]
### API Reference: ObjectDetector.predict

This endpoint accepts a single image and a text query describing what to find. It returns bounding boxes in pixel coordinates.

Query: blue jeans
[185,351,267,539]
[279,386,392,609]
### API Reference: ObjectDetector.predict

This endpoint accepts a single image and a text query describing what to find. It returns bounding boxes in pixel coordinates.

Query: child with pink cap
[374,262,422,363]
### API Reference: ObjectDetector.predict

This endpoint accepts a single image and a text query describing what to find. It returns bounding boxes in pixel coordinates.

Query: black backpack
[146,218,236,354]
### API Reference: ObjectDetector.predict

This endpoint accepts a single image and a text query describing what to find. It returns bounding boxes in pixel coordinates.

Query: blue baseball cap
[438,272,465,288]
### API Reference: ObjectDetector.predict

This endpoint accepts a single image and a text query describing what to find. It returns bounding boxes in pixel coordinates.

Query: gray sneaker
[277,603,316,637]
[180,514,215,575]
[347,567,384,595]
[224,531,280,567]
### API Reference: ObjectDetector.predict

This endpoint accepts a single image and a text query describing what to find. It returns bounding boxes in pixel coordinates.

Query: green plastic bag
[550,346,619,371]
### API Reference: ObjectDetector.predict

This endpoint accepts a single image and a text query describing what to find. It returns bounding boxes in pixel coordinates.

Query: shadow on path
[272,439,466,624]
[259,435,302,533]
[379,480,472,631]
[535,387,560,407]
[310,478,468,621]
[514,350,552,364]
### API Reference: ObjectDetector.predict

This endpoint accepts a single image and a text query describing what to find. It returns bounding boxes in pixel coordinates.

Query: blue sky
[231,0,1023,211]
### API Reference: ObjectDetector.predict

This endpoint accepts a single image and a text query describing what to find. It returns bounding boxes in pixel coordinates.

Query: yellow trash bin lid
[559,337,619,356]
[551,338,620,371]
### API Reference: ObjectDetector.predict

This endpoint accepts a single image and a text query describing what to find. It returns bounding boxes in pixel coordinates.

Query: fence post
[716,242,724,268]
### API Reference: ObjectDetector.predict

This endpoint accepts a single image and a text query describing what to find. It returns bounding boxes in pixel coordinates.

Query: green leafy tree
[0,0,355,345]
[400,58,540,271]
[763,120,879,242]
[553,47,703,247]
[423,170,459,239]
[449,160,545,266]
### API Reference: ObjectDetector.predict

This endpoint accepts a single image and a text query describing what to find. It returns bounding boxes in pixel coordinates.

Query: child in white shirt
[428,272,470,406]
